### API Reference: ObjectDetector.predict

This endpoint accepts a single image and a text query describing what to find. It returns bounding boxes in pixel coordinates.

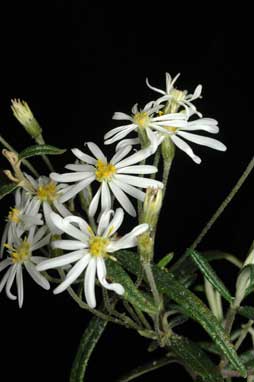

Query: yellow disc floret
[133,112,150,129]
[37,181,58,202]
[5,239,31,263]
[89,236,109,257]
[8,207,21,223]
[95,160,116,182]
[164,126,178,133]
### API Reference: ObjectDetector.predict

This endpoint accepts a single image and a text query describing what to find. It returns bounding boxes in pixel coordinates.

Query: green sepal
[69,316,107,382]
[18,144,66,160]
[106,258,157,316]
[187,249,234,304]
[0,182,18,200]
[115,250,246,376]
[169,335,223,382]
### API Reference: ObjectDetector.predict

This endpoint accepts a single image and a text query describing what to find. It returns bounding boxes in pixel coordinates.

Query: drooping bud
[11,99,42,139]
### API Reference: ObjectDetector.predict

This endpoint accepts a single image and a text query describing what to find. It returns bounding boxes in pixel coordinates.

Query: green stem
[234,320,253,351]
[150,149,161,179]
[35,134,54,172]
[0,134,39,177]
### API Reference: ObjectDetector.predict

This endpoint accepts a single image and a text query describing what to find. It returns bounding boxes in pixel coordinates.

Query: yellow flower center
[5,239,31,263]
[95,160,116,182]
[8,207,21,223]
[133,112,150,128]
[37,181,58,202]
[89,236,109,257]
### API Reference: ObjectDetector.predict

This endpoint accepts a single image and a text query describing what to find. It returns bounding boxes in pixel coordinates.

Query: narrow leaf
[69,316,107,382]
[18,144,66,160]
[238,306,254,320]
[106,258,157,316]
[187,249,233,304]
[115,250,246,377]
[0,182,18,200]
[169,335,223,382]
[157,252,174,269]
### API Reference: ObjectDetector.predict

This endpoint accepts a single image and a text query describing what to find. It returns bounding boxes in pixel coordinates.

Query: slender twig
[0,134,39,177]
[35,134,54,172]
[191,154,254,250]
[235,320,254,351]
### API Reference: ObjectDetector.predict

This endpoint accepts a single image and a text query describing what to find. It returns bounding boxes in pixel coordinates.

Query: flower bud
[137,231,153,262]
[11,99,42,139]
[142,187,162,229]
[161,136,175,163]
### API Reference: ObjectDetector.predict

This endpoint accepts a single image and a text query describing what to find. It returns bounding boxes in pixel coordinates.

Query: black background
[0,3,253,381]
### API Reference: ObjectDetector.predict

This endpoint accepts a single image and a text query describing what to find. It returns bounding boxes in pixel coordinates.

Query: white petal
[112,112,133,121]
[31,233,51,251]
[177,131,227,151]
[71,148,97,164]
[115,174,164,189]
[33,226,48,244]
[97,257,124,295]
[63,215,91,234]
[6,264,17,300]
[52,240,88,250]
[54,255,90,294]
[104,123,135,140]
[84,257,97,308]
[117,165,157,174]
[0,258,12,272]
[50,211,88,242]
[151,113,186,122]
[50,171,94,183]
[103,208,124,237]
[101,182,112,212]
[30,256,48,264]
[104,125,137,145]
[36,250,84,271]
[111,179,145,202]
[108,182,136,217]
[88,187,102,217]
[25,262,50,290]
[184,119,219,134]
[1,224,9,258]
[108,224,149,252]
[53,200,72,217]
[145,77,165,95]
[170,135,201,164]
[86,142,107,162]
[43,202,61,235]
[15,188,22,207]
[110,145,133,165]
[97,209,113,236]
[16,264,24,308]
[0,267,12,293]
[59,176,95,203]
[65,163,95,172]
[115,138,140,151]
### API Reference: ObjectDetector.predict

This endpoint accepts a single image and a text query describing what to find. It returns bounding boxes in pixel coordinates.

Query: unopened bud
[142,187,162,229]
[11,99,42,139]
[138,231,153,262]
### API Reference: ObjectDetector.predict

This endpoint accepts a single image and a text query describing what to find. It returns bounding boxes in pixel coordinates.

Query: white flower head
[23,175,72,234]
[146,72,203,117]
[50,142,163,217]
[1,189,43,258]
[105,103,226,164]
[0,225,51,308]
[36,209,148,308]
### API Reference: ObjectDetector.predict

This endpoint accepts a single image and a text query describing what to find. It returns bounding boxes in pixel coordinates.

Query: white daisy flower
[105,105,226,164]
[1,189,43,257]
[146,72,203,117]
[23,175,72,233]
[50,142,163,217]
[0,225,50,308]
[36,209,148,308]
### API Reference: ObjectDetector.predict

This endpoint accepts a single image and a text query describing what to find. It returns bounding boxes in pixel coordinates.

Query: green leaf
[187,249,233,304]
[115,250,246,377]
[106,258,157,316]
[244,265,254,297]
[18,144,66,160]
[169,335,223,382]
[0,182,18,200]
[69,316,107,382]
[157,252,174,269]
[238,305,254,320]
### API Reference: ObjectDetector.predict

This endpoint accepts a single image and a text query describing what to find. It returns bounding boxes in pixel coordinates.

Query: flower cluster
[0,72,226,308]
